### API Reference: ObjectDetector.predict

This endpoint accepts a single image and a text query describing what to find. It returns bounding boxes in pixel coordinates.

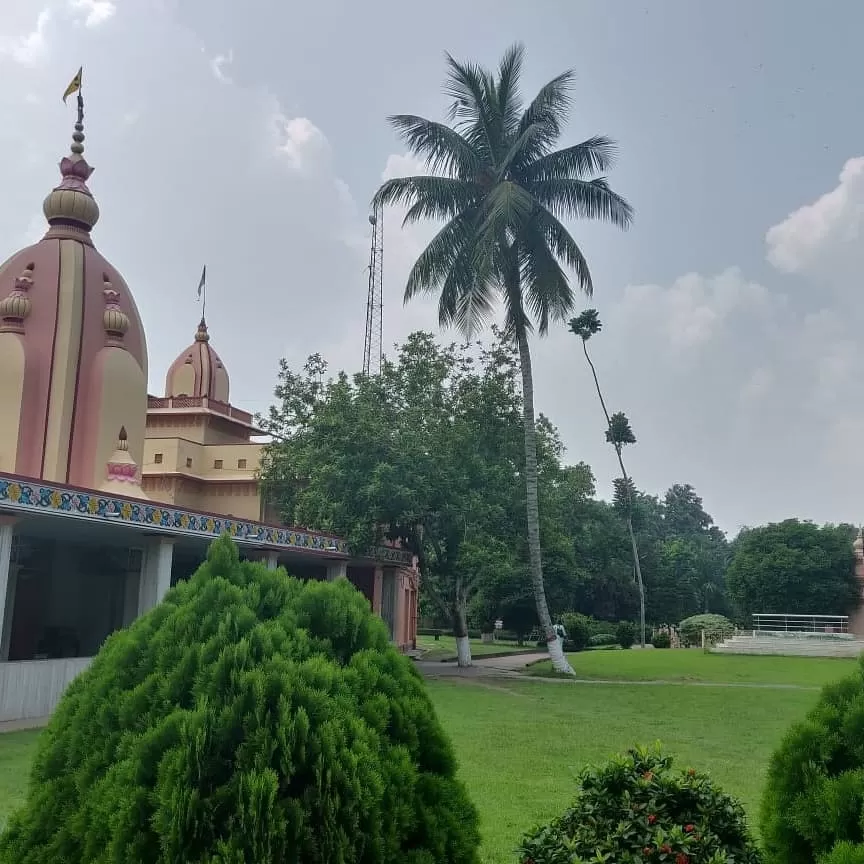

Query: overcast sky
[3,0,864,535]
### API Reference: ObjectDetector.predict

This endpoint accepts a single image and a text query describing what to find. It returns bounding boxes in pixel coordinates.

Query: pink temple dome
[0,115,149,488]
[164,318,230,403]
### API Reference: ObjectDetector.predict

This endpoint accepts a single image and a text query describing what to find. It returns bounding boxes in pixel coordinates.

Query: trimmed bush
[679,613,734,647]
[652,632,672,649]
[519,747,761,864]
[589,633,618,648]
[761,660,864,864]
[616,620,637,649]
[560,613,591,652]
[0,535,480,864]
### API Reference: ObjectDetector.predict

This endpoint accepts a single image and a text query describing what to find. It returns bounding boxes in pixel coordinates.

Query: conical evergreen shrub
[761,658,864,864]
[0,535,480,864]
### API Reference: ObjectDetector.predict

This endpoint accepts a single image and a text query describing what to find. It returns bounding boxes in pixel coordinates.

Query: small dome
[0,264,34,332]
[165,318,230,403]
[102,274,129,343]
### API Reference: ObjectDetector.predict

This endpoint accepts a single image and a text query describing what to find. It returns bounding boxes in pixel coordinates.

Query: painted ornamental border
[0,473,412,565]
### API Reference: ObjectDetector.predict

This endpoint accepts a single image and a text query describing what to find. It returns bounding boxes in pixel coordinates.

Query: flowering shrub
[518,747,761,864]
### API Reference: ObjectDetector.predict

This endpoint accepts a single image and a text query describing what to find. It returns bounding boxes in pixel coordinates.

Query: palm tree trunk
[515,322,574,674]
[582,340,646,648]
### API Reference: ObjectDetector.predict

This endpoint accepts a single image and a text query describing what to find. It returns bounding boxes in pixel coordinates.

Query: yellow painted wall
[0,333,24,472]
[142,438,261,479]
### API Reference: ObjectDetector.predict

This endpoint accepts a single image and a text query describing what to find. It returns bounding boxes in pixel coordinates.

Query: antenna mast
[362,201,384,376]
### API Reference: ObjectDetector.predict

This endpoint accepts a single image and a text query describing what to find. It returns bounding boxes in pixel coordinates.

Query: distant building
[0,106,418,724]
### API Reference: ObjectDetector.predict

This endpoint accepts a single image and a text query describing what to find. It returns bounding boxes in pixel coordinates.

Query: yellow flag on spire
[63,67,82,104]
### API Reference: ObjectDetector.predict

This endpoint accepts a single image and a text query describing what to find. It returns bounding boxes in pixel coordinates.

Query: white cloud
[270,112,331,174]
[68,0,116,28]
[614,267,782,354]
[210,48,233,83]
[766,156,864,276]
[2,7,52,65]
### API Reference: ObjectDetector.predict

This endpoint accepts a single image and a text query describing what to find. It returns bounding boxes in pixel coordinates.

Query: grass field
[527,647,859,686]
[415,634,535,662]
[0,651,856,863]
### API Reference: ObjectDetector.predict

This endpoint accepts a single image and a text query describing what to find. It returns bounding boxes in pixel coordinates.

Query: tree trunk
[582,340,646,648]
[452,599,472,668]
[516,323,573,675]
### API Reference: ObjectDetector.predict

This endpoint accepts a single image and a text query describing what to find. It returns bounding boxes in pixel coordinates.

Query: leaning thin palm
[374,43,633,673]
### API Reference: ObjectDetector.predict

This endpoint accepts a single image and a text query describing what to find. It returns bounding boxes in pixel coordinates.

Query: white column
[326,561,347,581]
[137,538,175,615]
[0,521,16,661]
[266,552,279,570]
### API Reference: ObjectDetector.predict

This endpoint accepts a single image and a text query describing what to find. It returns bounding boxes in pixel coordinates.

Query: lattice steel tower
[362,202,384,376]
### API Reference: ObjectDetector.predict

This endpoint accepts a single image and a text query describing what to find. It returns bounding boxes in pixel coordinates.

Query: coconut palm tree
[373,44,633,673]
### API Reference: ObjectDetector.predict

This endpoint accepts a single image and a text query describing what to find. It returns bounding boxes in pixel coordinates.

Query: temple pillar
[137,537,175,615]
[266,552,279,570]
[0,518,17,661]
[326,561,347,581]
[372,566,383,614]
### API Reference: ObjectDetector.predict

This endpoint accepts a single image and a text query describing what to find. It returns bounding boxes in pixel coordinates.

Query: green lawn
[527,647,858,687]
[415,634,535,662]
[1,651,855,863]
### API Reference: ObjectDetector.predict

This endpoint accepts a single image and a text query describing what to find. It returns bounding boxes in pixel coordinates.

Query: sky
[2,0,864,536]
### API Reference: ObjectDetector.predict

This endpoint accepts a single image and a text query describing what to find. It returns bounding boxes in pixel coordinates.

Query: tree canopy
[259,331,527,663]
[725,519,858,621]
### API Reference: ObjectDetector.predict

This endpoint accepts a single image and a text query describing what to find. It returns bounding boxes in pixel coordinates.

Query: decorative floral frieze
[0,473,410,564]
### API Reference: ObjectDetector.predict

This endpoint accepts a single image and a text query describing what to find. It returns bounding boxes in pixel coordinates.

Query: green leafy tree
[260,331,526,667]
[570,308,646,646]
[726,519,858,622]
[761,663,864,864]
[0,536,480,864]
[373,43,633,673]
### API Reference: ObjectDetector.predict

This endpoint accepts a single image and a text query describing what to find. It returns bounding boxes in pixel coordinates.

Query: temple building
[0,107,418,724]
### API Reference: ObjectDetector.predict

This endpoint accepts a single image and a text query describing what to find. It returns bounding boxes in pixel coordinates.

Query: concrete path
[415,652,547,678]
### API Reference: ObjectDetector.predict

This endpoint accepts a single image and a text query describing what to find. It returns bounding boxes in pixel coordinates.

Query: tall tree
[726,519,858,622]
[259,331,526,667]
[569,308,646,646]
[373,44,633,672]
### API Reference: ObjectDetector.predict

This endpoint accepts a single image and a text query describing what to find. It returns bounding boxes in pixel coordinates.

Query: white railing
[0,657,92,722]
[752,613,849,635]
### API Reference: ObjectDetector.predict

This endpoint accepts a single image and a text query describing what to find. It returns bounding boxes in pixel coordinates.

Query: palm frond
[404,214,474,302]
[532,205,593,295]
[436,228,498,336]
[496,42,525,137]
[514,69,576,162]
[476,180,536,243]
[524,136,619,181]
[373,176,478,226]
[444,54,496,166]
[385,115,479,178]
[519,225,575,335]
[530,177,634,229]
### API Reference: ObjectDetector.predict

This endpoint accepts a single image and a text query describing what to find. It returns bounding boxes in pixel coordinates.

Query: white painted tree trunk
[515,321,575,677]
[547,633,573,675]
[456,635,472,668]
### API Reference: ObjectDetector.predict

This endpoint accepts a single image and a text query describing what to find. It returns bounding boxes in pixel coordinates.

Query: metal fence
[752,613,849,635]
